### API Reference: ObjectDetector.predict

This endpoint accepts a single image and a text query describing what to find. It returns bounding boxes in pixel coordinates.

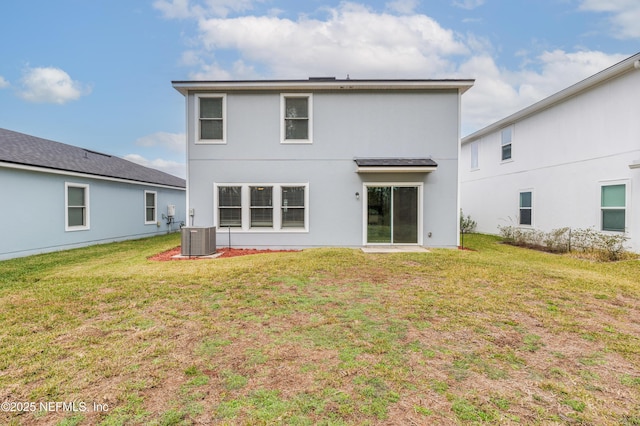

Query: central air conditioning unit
[181,226,216,256]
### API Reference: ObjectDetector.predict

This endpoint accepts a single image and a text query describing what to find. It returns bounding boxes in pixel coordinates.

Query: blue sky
[1,0,638,178]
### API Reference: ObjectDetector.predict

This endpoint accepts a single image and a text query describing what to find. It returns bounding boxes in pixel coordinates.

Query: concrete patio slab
[361,246,430,254]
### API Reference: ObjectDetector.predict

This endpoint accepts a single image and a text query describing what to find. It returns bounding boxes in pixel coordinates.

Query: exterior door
[366,185,419,244]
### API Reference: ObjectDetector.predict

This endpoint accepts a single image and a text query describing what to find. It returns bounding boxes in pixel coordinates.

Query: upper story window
[501,126,513,161]
[145,191,157,224]
[282,94,312,143]
[197,94,226,143]
[65,183,90,231]
[601,184,626,232]
[519,191,532,226]
[470,141,479,170]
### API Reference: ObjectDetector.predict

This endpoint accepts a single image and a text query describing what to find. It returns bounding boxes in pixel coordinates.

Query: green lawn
[1,233,639,425]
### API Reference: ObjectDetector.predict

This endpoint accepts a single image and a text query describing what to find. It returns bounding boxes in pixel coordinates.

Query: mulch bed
[148,247,298,261]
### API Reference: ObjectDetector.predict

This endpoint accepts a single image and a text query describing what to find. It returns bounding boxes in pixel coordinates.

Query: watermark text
[1,401,109,413]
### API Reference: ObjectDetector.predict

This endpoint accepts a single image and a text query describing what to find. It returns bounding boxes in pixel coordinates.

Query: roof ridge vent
[83,148,112,158]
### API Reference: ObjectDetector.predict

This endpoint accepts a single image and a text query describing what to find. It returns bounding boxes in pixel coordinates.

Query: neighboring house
[460,53,640,252]
[172,77,474,249]
[0,128,186,260]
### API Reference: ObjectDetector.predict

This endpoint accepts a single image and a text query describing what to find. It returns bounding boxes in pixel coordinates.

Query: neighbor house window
[519,191,532,226]
[470,141,479,170]
[601,184,626,232]
[197,94,225,143]
[218,186,242,227]
[501,126,512,161]
[282,94,312,143]
[281,186,305,228]
[250,186,273,228]
[145,191,157,224]
[65,183,89,231]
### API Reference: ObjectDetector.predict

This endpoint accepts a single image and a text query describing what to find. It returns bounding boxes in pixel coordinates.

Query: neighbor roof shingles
[0,128,185,188]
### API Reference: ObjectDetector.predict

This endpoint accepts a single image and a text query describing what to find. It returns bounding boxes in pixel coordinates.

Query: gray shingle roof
[354,158,438,167]
[0,128,185,188]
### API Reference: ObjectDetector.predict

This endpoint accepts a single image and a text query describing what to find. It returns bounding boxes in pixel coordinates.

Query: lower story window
[215,183,308,231]
[250,186,273,228]
[282,186,305,228]
[145,191,157,223]
[519,191,532,226]
[66,183,89,230]
[218,186,242,227]
[601,184,625,232]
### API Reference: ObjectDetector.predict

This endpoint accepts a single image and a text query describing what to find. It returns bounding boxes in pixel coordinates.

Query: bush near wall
[498,225,631,262]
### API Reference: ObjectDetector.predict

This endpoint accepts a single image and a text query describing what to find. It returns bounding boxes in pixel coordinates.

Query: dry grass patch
[0,233,639,425]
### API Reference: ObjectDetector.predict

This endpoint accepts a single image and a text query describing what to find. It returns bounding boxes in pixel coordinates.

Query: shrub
[460,210,477,234]
[571,228,629,261]
[542,227,571,253]
[498,225,630,261]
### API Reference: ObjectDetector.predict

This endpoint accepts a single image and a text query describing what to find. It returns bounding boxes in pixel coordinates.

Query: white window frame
[281,93,313,144]
[249,185,274,229]
[361,182,423,246]
[214,183,309,232]
[470,141,479,170]
[196,93,226,144]
[281,186,306,229]
[600,180,629,233]
[218,185,243,228]
[144,190,157,225]
[65,182,90,231]
[500,126,513,162]
[518,189,533,227]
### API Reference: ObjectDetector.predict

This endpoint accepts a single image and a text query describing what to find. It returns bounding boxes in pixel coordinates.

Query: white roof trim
[1,161,186,190]
[630,160,640,169]
[173,79,475,96]
[462,52,640,145]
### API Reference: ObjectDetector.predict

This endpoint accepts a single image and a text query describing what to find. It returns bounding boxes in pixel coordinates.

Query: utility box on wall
[181,226,216,256]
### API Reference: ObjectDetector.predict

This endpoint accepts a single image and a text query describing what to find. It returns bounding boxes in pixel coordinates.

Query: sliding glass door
[366,185,419,244]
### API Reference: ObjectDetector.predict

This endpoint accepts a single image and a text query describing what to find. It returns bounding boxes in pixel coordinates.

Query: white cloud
[459,50,627,134]
[19,67,90,104]
[452,0,485,10]
[196,2,468,78]
[0,76,9,89]
[154,0,192,19]
[189,60,259,80]
[124,154,186,179]
[579,0,640,38]
[386,0,419,15]
[154,0,259,19]
[134,132,185,152]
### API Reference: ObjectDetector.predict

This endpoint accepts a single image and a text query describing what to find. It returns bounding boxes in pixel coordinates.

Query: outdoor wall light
[355,192,360,200]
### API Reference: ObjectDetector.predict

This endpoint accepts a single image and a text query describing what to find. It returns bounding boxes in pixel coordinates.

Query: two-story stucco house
[173,77,474,249]
[460,53,640,252]
[0,128,186,260]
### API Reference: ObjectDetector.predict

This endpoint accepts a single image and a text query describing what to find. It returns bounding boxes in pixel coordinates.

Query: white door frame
[362,182,423,246]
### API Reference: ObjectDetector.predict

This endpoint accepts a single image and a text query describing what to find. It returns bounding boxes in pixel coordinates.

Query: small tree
[460,210,477,249]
